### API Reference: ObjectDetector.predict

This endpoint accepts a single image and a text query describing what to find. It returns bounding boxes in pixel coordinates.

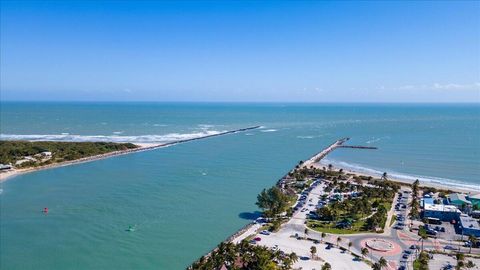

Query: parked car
[260,230,270,235]
[444,245,456,250]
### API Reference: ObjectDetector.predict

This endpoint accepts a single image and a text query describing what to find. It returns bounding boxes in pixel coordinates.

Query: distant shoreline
[0,142,165,182]
[0,126,261,182]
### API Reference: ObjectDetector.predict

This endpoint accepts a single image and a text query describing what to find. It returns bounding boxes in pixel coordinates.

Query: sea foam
[322,158,480,191]
[0,130,225,144]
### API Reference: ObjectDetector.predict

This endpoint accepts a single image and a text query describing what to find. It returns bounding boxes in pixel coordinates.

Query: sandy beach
[315,161,479,194]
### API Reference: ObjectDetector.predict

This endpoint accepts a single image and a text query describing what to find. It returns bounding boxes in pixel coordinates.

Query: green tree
[256,186,291,218]
[322,262,332,270]
[310,246,317,259]
[361,247,369,259]
[336,236,342,247]
[289,252,298,264]
[465,260,476,268]
[378,257,387,269]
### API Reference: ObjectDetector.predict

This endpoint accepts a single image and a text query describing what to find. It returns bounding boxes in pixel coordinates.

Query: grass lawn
[390,215,397,227]
[306,198,394,234]
[307,219,367,234]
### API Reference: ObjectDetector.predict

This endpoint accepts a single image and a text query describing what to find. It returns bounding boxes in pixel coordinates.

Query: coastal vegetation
[0,141,138,168]
[371,257,387,270]
[258,163,399,234]
[307,174,398,234]
[188,240,298,270]
[256,186,294,218]
[410,179,421,219]
[413,251,430,270]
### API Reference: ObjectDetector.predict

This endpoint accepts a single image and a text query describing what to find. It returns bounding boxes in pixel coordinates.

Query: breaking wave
[0,130,225,144]
[321,158,480,191]
[297,135,325,139]
[366,136,390,144]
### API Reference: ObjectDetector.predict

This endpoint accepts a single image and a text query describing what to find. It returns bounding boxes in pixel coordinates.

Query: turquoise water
[1,102,479,269]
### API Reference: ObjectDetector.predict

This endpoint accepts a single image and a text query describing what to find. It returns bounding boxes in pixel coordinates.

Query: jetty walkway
[302,137,378,168]
[0,126,261,182]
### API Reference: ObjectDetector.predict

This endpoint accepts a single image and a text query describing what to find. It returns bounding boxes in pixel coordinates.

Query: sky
[1,1,479,102]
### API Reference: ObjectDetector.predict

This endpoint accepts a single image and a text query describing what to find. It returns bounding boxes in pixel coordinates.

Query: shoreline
[316,161,479,194]
[0,142,166,182]
[0,125,261,183]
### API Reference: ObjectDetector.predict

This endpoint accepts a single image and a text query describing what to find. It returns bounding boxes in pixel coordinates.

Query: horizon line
[1,100,479,105]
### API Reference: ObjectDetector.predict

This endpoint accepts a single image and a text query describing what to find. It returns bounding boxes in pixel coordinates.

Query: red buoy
[43,207,48,213]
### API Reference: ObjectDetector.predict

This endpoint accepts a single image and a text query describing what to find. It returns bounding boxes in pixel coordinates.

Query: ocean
[1,102,479,269]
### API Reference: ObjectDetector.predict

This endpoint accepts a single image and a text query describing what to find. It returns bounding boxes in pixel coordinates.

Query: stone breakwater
[0,126,261,182]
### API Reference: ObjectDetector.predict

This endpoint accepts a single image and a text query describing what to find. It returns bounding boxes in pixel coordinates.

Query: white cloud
[397,82,480,91]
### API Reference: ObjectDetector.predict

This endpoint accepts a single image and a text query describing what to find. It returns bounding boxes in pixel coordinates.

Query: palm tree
[372,263,381,270]
[310,246,317,259]
[378,257,387,269]
[420,235,428,251]
[468,235,477,253]
[348,241,353,252]
[289,252,298,264]
[336,236,342,247]
[361,247,369,260]
[456,252,465,262]
[322,262,332,270]
[465,260,476,268]
[321,232,327,243]
[304,228,309,239]
[381,172,388,181]
[412,179,420,198]
[328,164,333,171]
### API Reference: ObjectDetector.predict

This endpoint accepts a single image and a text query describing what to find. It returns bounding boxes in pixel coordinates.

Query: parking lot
[429,253,480,270]
[392,190,410,231]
